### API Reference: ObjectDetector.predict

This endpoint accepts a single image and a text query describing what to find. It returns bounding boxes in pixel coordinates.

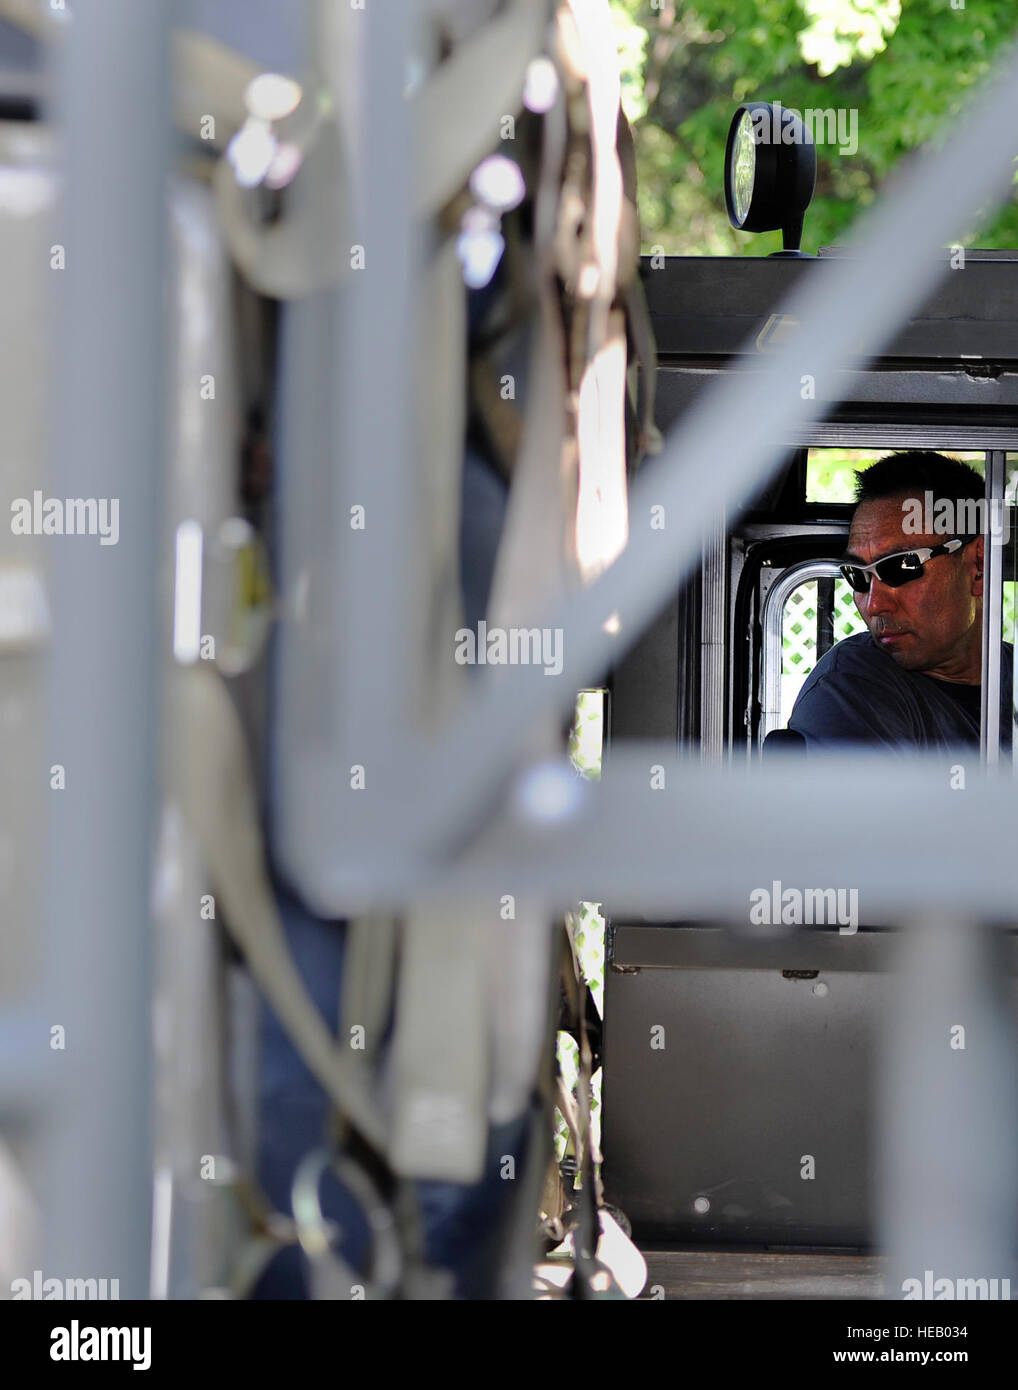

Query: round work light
[723,101,816,255]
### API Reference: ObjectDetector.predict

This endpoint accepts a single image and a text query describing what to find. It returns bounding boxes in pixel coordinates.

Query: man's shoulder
[813,633,1015,680]
[802,631,890,685]
[788,633,915,746]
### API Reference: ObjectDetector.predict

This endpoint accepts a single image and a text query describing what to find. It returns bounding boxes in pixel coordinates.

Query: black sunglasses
[839,537,974,594]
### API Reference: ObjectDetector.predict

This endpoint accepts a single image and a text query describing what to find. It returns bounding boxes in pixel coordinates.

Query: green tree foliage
[612,0,1018,255]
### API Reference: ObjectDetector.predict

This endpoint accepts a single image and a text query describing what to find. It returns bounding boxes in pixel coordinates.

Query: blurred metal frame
[1,0,1016,1300]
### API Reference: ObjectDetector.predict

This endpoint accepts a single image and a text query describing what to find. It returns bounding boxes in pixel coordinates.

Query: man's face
[844,493,984,682]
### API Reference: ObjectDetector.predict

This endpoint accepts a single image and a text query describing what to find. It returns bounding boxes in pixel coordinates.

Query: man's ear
[972,535,984,597]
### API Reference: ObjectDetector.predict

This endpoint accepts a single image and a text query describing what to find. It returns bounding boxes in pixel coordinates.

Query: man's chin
[870,632,919,666]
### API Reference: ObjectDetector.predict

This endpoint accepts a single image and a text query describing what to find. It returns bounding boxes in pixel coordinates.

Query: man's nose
[860,576,896,615]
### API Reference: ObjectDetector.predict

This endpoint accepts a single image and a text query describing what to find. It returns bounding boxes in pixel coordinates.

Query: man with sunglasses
[787,451,1013,752]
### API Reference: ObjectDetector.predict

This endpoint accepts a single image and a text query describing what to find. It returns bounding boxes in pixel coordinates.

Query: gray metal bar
[333,0,415,802]
[272,0,421,892]
[0,1014,50,1111]
[981,449,1005,766]
[879,918,1017,1299]
[309,748,1018,920]
[699,512,727,763]
[272,291,341,892]
[41,0,168,1298]
[397,43,1018,865]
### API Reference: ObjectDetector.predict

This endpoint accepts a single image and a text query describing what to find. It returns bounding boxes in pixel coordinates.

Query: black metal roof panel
[643,254,1018,364]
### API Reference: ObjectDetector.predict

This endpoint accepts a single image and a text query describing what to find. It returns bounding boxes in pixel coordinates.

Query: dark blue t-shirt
[787,632,1014,754]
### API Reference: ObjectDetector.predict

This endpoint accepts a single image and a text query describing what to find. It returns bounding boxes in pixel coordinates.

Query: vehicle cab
[600,244,1018,1276]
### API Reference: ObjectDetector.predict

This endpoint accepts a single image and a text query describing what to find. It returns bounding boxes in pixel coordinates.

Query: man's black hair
[853,450,984,514]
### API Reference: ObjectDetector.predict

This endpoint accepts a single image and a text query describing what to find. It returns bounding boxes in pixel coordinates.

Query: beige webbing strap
[479,97,571,1136]
[564,0,623,354]
[623,275,664,461]
[410,234,469,734]
[561,0,631,587]
[388,905,490,1182]
[338,915,399,1072]
[386,216,489,1184]
[411,0,551,220]
[166,665,388,1156]
[575,306,629,585]
[487,44,573,619]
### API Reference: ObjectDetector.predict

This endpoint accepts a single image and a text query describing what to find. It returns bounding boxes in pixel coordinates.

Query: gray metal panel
[602,953,886,1246]
[603,925,1018,1248]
